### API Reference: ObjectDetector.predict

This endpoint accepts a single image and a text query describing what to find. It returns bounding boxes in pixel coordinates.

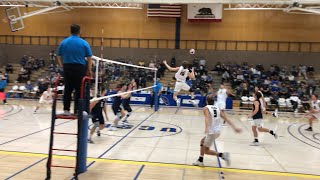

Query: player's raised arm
[163,60,180,71]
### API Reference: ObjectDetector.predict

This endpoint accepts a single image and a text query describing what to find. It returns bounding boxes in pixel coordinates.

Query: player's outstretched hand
[163,60,167,64]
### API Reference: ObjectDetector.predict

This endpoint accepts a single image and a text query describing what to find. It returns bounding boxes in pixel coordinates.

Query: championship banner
[187,3,223,22]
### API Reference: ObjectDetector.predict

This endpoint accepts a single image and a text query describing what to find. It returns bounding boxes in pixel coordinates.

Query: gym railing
[1,35,320,52]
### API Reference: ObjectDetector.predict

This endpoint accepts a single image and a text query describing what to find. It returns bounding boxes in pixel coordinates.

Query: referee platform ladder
[46,76,92,180]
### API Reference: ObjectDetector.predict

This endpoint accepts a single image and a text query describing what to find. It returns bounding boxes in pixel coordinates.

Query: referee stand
[46,76,92,180]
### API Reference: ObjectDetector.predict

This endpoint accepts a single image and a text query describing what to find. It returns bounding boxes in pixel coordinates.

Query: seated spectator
[138,61,145,66]
[307,73,316,94]
[199,58,206,67]
[20,55,28,67]
[301,95,310,112]
[270,91,280,110]
[170,57,176,67]
[40,58,45,68]
[279,83,289,98]
[291,65,298,77]
[263,77,271,86]
[5,64,13,74]
[25,81,33,91]
[270,76,279,86]
[149,60,155,68]
[307,65,314,75]
[261,85,270,97]
[299,64,308,79]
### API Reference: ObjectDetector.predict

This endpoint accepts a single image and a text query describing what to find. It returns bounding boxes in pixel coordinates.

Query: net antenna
[5,1,71,32]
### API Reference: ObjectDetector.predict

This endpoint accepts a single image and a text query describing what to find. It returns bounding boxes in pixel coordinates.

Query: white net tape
[90,55,158,102]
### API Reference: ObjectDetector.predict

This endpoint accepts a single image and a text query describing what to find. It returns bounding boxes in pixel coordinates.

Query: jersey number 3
[180,72,185,76]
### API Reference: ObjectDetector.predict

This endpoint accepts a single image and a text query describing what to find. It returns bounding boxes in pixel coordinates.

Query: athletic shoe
[305,110,310,113]
[176,98,181,107]
[305,127,313,131]
[87,138,94,144]
[97,130,101,137]
[294,109,298,113]
[122,120,129,125]
[221,152,230,166]
[33,111,36,114]
[190,100,198,107]
[4,103,8,105]
[63,110,72,116]
[272,109,279,118]
[272,130,278,139]
[192,160,204,166]
[108,126,117,131]
[251,141,259,146]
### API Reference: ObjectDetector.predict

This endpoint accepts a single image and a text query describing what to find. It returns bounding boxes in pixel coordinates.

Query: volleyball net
[90,55,158,109]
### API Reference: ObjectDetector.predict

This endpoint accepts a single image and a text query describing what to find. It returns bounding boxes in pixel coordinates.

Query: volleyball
[189,48,195,55]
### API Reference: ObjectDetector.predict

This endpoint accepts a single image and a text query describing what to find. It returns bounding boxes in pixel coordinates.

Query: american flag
[147,4,181,18]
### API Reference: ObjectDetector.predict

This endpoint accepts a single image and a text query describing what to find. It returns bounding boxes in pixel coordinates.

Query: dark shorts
[112,105,122,115]
[92,115,104,125]
[123,103,132,112]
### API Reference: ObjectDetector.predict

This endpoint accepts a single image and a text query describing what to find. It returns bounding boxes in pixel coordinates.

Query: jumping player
[248,92,278,146]
[163,60,197,107]
[109,83,126,131]
[305,94,320,131]
[34,87,53,113]
[121,83,133,125]
[88,88,109,143]
[192,94,242,167]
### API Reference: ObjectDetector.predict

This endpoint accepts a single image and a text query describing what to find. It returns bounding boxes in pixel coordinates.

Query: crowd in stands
[17,55,46,83]
[214,62,317,112]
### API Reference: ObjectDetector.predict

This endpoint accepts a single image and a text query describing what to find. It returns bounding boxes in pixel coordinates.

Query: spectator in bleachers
[279,83,289,98]
[25,81,33,91]
[307,65,314,75]
[50,50,56,65]
[17,67,28,83]
[307,73,317,94]
[170,57,176,67]
[301,95,310,112]
[299,64,308,79]
[199,58,206,67]
[20,55,28,67]
[5,64,13,74]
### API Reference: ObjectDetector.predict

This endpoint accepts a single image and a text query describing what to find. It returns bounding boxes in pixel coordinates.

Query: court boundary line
[133,165,145,180]
[0,150,319,179]
[288,123,320,150]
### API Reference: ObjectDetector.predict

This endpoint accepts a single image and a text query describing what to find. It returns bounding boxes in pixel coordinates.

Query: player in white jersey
[193,94,242,167]
[34,87,53,113]
[305,94,320,131]
[254,86,278,118]
[216,83,235,110]
[163,60,197,107]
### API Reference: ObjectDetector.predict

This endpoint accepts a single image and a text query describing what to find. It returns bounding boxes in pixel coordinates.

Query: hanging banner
[188,4,223,22]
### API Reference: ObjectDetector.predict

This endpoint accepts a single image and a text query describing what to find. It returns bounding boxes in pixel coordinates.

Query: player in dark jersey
[248,92,278,146]
[88,88,109,143]
[109,83,126,131]
[121,83,133,125]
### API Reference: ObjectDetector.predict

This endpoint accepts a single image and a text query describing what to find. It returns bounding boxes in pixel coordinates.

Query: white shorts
[251,118,263,127]
[39,98,52,104]
[216,101,226,110]
[174,82,190,92]
[311,113,320,120]
[203,134,220,147]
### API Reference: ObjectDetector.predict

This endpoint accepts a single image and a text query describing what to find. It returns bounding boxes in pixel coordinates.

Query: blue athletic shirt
[57,35,92,65]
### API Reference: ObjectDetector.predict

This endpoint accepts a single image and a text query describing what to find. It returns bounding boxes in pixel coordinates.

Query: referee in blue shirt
[57,24,93,115]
